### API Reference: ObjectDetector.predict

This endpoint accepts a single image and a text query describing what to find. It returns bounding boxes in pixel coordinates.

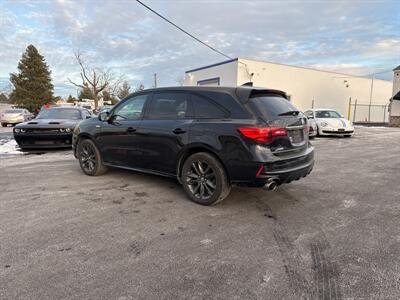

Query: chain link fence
[347,98,389,124]
[310,98,389,124]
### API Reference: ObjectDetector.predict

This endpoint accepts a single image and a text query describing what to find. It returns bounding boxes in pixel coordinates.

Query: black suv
[73,86,314,205]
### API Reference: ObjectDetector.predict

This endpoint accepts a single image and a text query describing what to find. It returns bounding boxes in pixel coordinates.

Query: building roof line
[185,58,238,73]
[185,57,392,83]
[238,57,392,83]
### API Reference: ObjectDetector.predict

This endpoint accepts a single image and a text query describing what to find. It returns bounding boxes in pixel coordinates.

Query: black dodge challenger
[13,106,92,149]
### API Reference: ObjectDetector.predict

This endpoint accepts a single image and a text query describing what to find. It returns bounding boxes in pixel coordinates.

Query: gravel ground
[1,126,400,299]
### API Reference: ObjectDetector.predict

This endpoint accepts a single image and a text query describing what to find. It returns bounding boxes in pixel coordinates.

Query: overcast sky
[1,0,399,97]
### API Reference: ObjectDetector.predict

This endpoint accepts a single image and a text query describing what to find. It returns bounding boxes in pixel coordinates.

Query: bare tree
[135,83,145,92]
[176,75,185,86]
[68,52,123,109]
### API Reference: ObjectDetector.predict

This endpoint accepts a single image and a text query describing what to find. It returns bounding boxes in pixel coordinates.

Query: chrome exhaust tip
[264,178,279,191]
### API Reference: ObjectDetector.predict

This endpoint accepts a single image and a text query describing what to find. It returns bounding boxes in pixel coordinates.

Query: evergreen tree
[117,81,131,99]
[78,86,94,100]
[102,90,119,105]
[67,94,77,103]
[9,45,54,112]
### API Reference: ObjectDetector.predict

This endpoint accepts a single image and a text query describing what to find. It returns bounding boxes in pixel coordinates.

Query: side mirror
[307,115,314,119]
[86,115,92,119]
[98,111,109,121]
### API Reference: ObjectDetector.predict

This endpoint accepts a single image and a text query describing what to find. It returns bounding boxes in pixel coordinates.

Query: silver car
[1,108,33,127]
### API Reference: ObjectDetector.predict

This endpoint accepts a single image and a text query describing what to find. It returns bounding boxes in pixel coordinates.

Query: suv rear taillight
[238,127,287,143]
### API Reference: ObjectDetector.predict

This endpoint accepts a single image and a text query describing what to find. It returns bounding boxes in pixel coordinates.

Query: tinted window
[148,92,189,119]
[315,110,341,118]
[249,95,297,119]
[191,93,230,119]
[113,94,148,120]
[193,91,249,118]
[37,108,82,120]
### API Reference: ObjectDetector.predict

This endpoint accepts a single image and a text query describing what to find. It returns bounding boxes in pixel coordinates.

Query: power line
[135,0,233,60]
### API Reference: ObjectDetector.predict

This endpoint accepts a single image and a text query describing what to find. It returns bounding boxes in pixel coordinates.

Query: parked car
[73,86,314,205]
[304,109,354,137]
[1,108,33,126]
[14,106,92,149]
[307,117,317,138]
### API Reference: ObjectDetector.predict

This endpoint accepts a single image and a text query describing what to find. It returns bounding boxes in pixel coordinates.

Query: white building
[389,65,400,127]
[184,58,393,123]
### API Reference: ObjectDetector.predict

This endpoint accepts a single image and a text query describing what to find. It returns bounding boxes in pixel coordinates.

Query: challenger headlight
[59,128,66,133]
[320,121,328,127]
[14,128,20,133]
[20,128,26,133]
[65,128,72,133]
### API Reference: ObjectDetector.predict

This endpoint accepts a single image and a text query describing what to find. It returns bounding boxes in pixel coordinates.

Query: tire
[181,152,231,206]
[77,139,108,176]
[316,126,321,137]
[1,123,7,127]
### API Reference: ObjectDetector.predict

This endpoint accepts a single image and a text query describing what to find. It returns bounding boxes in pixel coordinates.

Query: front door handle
[126,127,137,133]
[173,128,186,134]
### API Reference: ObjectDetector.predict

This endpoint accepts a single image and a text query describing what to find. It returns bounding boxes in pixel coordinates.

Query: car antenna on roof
[241,82,253,87]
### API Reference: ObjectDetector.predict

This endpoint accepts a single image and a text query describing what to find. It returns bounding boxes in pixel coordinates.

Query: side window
[148,92,189,120]
[190,93,229,119]
[113,94,148,121]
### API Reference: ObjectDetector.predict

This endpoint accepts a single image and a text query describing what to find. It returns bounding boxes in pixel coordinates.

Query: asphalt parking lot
[1,126,400,299]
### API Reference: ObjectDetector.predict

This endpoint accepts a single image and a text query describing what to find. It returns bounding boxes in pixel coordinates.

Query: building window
[197,77,220,86]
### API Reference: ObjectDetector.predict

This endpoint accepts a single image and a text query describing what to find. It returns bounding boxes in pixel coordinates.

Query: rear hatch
[247,93,308,153]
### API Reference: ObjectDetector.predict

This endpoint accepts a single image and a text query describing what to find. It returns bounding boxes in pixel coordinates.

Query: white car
[307,117,317,138]
[1,108,33,127]
[304,109,354,137]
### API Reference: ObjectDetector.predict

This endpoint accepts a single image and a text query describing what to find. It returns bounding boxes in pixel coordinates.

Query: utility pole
[368,75,374,122]
[154,73,157,88]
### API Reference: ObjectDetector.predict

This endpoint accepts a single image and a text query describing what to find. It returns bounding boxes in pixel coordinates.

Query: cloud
[1,0,399,95]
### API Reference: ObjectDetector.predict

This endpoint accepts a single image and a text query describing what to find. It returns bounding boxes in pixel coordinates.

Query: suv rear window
[248,95,297,119]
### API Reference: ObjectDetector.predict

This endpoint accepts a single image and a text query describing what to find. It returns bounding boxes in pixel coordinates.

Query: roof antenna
[241,82,253,87]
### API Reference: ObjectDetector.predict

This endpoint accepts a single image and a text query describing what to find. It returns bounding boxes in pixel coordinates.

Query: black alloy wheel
[77,139,108,176]
[181,152,231,205]
[187,160,217,200]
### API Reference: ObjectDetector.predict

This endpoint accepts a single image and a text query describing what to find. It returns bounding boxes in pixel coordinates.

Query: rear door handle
[126,127,137,133]
[173,128,186,134]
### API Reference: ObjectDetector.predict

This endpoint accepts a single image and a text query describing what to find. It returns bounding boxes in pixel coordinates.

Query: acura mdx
[73,86,314,205]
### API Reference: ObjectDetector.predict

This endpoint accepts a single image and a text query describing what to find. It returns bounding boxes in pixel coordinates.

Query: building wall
[237,59,392,122]
[392,69,400,96]
[184,58,393,122]
[184,60,238,87]
[389,69,400,126]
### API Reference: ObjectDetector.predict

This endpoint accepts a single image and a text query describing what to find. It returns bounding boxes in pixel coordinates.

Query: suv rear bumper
[256,159,313,186]
[231,146,314,188]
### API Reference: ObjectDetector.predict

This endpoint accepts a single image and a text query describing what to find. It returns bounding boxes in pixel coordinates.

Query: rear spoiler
[235,87,288,103]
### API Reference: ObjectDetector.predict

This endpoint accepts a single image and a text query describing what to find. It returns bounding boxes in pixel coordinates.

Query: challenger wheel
[77,139,108,176]
[181,152,231,205]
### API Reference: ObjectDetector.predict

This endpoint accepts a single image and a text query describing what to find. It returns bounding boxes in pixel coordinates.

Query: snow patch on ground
[0,138,22,156]
[343,198,357,208]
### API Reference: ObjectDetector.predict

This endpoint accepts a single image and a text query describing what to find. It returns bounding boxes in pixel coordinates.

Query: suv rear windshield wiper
[278,110,300,116]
